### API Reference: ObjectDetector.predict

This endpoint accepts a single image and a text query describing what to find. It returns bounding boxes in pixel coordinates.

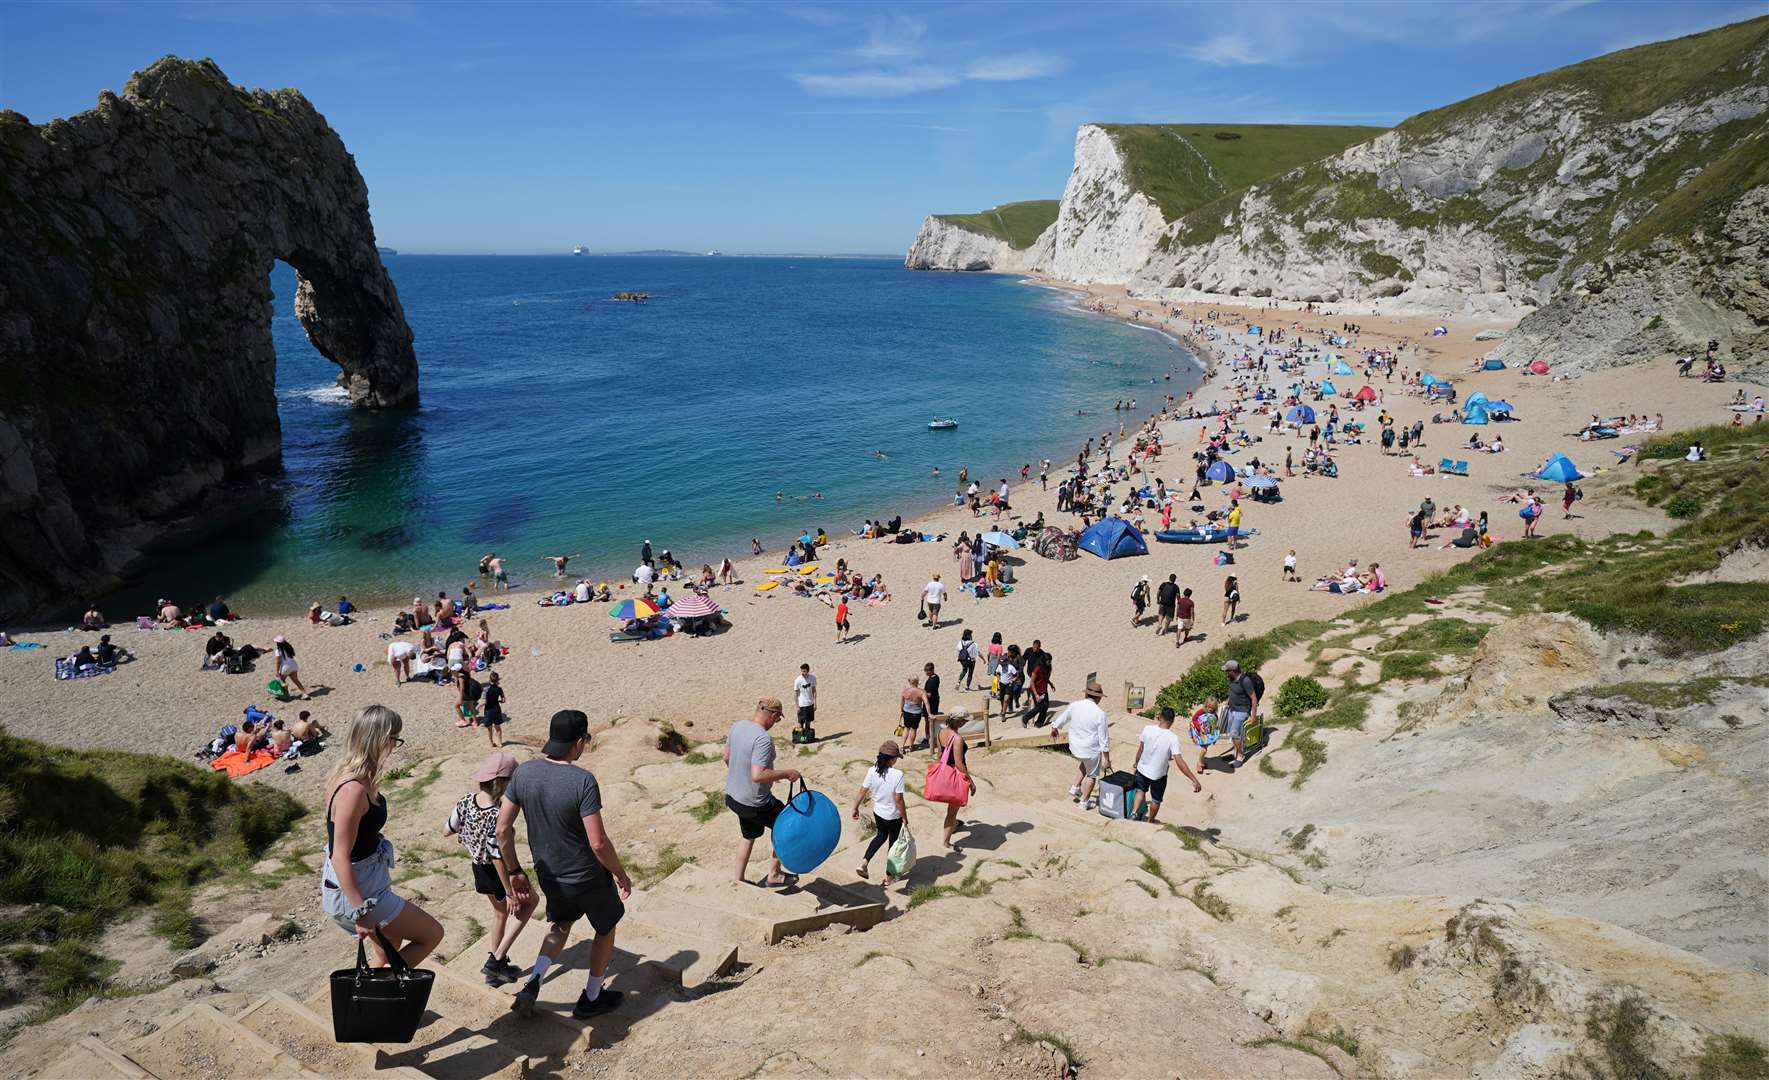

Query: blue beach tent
[1536,453,1584,482]
[1078,518,1149,560]
[1421,373,1439,387]
[1483,358,1507,371]
[1247,325,1263,335]
[1319,379,1338,396]
[1462,404,1490,425]
[1285,404,1316,425]
[1466,391,1489,407]
[1205,460,1236,483]
[1333,360,1355,376]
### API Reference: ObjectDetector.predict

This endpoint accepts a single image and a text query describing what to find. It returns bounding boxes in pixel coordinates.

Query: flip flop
[763,873,799,889]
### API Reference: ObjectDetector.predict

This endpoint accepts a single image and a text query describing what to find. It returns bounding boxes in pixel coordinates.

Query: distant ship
[706,249,722,257]
[572,245,588,256]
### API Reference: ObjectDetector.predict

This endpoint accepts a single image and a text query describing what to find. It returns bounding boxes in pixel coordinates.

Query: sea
[108,256,1200,614]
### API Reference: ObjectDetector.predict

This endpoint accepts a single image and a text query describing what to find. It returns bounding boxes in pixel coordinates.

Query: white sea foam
[282,383,349,404]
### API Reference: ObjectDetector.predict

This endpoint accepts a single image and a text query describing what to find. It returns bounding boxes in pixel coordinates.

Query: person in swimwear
[543,554,580,578]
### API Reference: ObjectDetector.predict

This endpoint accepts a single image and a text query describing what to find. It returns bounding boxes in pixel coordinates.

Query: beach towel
[477,602,511,611]
[55,658,117,680]
[209,747,279,778]
[8,642,45,650]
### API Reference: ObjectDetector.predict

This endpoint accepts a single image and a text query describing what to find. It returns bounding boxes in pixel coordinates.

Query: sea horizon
[93,255,1200,619]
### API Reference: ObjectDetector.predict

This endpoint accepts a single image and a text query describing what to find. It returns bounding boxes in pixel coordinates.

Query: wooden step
[41,1036,160,1080]
[636,864,884,945]
[446,909,737,991]
[235,992,430,1079]
[126,1003,322,1079]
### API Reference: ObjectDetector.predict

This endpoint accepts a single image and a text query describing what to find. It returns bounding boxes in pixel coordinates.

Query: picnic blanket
[209,747,279,778]
[55,658,117,680]
[8,641,45,650]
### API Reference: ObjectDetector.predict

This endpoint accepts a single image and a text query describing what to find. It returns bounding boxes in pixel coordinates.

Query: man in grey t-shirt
[497,710,633,1021]
[724,698,801,886]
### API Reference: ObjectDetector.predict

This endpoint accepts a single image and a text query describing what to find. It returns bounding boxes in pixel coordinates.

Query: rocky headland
[0,57,416,622]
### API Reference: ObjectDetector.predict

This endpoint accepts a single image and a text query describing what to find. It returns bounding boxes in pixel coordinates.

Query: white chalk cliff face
[902,215,1048,273]
[904,25,1768,370]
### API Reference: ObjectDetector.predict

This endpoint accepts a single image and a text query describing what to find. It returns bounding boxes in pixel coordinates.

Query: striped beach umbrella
[666,594,720,618]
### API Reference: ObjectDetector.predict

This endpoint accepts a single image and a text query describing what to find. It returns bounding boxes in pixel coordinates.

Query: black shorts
[472,862,507,901]
[1130,772,1169,804]
[536,871,624,935]
[726,794,783,840]
[797,704,815,726]
[479,709,503,728]
[901,711,923,730]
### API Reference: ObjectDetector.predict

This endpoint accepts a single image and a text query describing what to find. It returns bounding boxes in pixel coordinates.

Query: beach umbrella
[1486,400,1515,413]
[609,598,661,620]
[980,530,1021,549]
[1205,460,1236,483]
[1285,404,1316,424]
[666,593,720,618]
[1354,385,1378,402]
[1247,475,1279,489]
[1319,379,1338,396]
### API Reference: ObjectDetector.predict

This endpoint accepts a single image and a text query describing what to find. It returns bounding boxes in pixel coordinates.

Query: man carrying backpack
[1220,659,1263,769]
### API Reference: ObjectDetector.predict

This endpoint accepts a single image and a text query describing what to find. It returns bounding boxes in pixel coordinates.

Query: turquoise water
[110,256,1197,613]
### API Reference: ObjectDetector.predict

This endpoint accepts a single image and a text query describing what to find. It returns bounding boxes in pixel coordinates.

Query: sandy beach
[1,287,1754,805]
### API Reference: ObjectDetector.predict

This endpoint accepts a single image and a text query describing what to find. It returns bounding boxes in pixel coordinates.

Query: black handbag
[330,929,434,1043]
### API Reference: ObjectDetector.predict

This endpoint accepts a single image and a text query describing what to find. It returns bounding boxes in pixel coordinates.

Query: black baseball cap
[543,709,590,758]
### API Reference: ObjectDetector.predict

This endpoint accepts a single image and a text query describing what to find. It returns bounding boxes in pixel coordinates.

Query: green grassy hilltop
[933,200,1061,250]
[1098,124,1387,223]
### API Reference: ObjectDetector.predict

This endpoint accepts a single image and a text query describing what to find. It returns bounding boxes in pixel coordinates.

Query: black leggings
[1025,692,1051,726]
[863,814,903,862]
[958,658,976,685]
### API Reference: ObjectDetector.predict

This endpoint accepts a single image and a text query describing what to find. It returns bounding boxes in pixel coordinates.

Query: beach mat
[209,747,279,778]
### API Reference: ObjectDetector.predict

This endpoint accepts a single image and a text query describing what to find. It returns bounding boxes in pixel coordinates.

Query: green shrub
[1379,652,1437,681]
[1275,676,1329,717]
[1666,494,1701,519]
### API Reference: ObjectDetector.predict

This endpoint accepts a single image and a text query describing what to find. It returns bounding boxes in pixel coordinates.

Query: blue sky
[2,0,1762,253]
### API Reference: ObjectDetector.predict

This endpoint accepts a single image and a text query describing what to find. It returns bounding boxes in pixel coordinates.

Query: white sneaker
[1068,784,1081,797]
[1082,798,1098,811]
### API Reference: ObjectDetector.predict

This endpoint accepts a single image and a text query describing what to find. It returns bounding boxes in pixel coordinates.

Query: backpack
[218,724,238,745]
[1575,487,1585,501]
[224,651,247,675]
[1242,671,1266,702]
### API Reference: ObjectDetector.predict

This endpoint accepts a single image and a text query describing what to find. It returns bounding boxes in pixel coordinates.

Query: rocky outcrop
[0,57,417,621]
[903,214,1051,273]
[1046,125,1169,284]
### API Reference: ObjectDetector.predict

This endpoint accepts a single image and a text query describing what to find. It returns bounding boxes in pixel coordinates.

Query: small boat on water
[928,418,958,430]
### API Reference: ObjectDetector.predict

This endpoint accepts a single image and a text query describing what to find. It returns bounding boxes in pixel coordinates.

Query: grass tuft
[688,789,724,823]
[1388,943,1418,971]
[1189,880,1233,922]
[629,844,693,888]
[1697,1033,1769,1080]
[1011,1022,1082,1069]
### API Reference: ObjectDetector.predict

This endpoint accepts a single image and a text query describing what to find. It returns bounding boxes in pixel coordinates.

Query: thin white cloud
[780,5,846,27]
[966,52,1065,81]
[1186,33,1263,67]
[795,68,959,97]
[856,13,928,59]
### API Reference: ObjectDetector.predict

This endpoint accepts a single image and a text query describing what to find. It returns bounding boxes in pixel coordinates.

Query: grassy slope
[934,200,1061,250]
[1099,124,1386,223]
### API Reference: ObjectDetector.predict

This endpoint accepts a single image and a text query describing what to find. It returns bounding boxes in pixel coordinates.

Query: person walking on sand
[1283,549,1299,582]
[1522,496,1544,538]
[445,752,536,987]
[1226,500,1243,549]
[1222,575,1241,626]
[1156,574,1179,636]
[933,715,974,850]
[321,706,444,970]
[497,710,633,1020]
[794,663,817,733]
[723,699,802,887]
[480,672,507,748]
[922,661,942,718]
[900,675,933,751]
[834,595,850,643]
[1563,480,1578,519]
[1131,575,1150,627]
[273,636,310,699]
[956,630,980,690]
[1175,587,1196,647]
[1050,680,1111,811]
[922,574,946,629]
[852,740,908,883]
[1132,708,1202,824]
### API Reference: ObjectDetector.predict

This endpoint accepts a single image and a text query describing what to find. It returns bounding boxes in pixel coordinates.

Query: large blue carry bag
[772,779,841,874]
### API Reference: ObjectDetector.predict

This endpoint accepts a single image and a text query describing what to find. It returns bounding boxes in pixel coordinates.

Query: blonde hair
[329,705,403,803]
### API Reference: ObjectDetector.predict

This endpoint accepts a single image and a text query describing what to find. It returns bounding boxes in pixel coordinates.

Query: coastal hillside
[904,199,1058,271]
[906,15,1769,370]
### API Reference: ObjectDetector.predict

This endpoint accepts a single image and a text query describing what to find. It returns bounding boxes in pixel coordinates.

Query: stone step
[41,1036,160,1080]
[445,906,738,991]
[304,959,580,1080]
[235,991,430,1079]
[126,1003,323,1079]
[637,864,885,945]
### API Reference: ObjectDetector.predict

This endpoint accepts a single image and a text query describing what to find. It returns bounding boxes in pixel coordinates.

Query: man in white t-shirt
[1132,707,1202,824]
[633,562,655,591]
[793,663,817,732]
[573,579,592,604]
[1049,680,1111,810]
[922,575,947,629]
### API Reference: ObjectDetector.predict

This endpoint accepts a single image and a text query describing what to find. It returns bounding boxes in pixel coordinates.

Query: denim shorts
[1224,709,1250,741]
[320,837,407,935]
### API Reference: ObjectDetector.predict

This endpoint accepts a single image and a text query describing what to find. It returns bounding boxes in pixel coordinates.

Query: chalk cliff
[0,57,417,621]
[903,214,1047,273]
[907,16,1769,371]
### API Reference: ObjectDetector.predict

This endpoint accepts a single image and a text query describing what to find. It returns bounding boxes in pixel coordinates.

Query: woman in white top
[851,740,908,883]
[273,635,309,699]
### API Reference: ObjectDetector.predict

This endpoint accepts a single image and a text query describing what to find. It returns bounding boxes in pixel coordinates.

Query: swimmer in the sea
[544,553,580,578]
[776,491,784,502]
[874,449,887,460]
[932,467,940,478]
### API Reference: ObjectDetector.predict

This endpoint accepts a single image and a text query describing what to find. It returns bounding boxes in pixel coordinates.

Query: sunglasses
[392,736,406,747]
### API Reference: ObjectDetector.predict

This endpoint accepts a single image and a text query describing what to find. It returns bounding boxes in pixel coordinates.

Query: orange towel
[210,747,279,778]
